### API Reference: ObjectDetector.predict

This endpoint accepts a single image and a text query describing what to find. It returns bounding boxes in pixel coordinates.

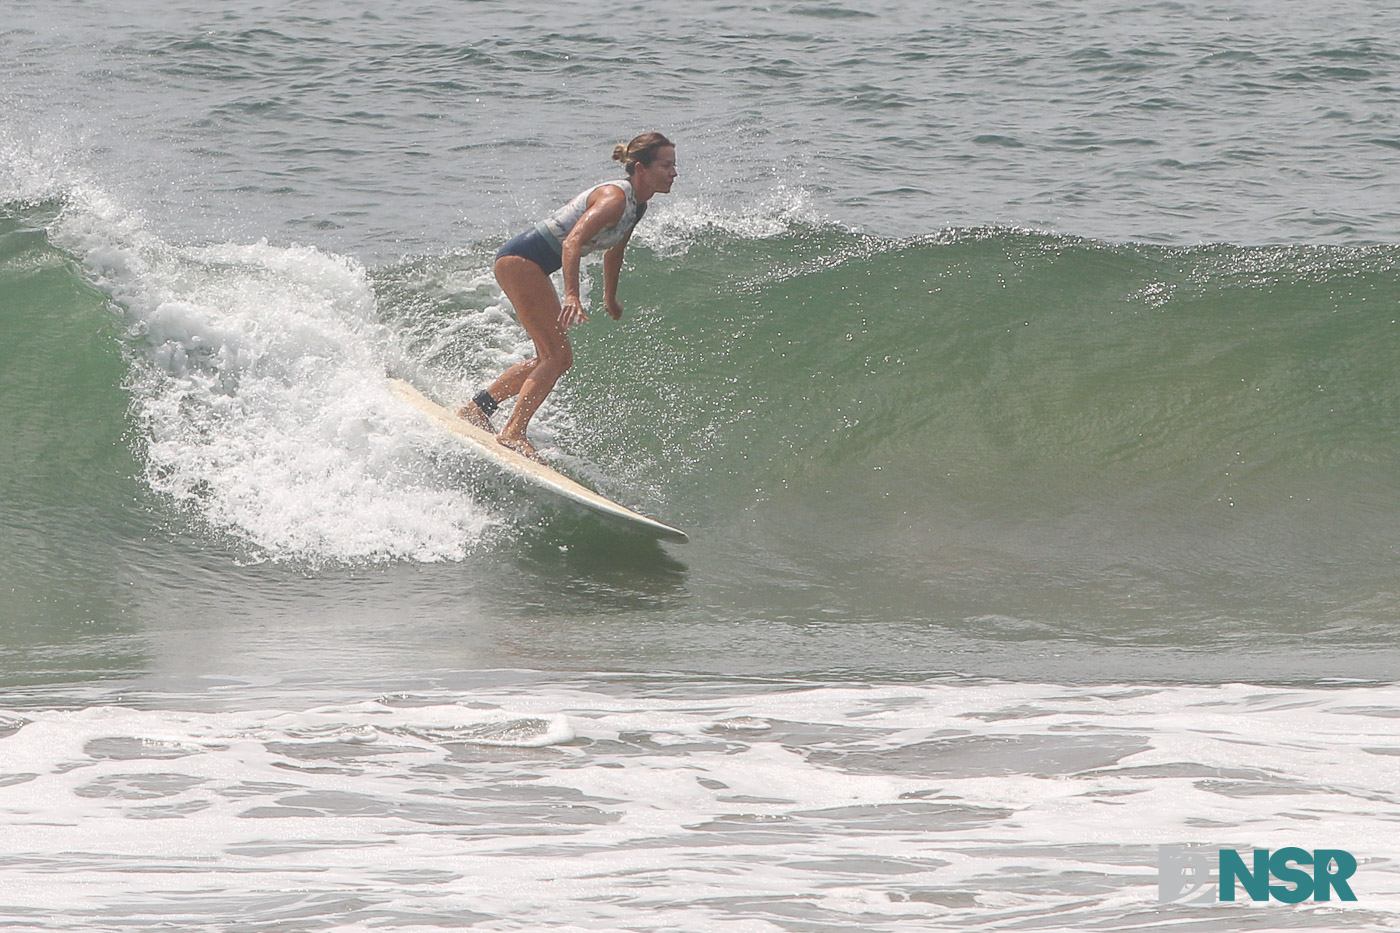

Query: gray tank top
[534,179,646,256]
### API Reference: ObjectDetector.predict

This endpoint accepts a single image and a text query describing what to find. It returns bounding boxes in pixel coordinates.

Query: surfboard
[387,378,688,543]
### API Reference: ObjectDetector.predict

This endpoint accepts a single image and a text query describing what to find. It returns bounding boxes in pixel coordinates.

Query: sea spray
[33,187,501,562]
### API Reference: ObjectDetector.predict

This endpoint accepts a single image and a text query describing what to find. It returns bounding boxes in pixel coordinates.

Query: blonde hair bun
[611,132,673,175]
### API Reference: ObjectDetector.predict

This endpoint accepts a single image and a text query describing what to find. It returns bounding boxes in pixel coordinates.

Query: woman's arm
[558,186,627,326]
[601,229,633,320]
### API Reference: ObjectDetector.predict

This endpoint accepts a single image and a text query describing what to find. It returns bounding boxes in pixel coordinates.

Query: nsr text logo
[1159,847,1358,904]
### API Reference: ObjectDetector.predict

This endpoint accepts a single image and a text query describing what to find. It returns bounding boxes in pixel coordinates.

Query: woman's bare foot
[456,402,495,433]
[498,434,546,464]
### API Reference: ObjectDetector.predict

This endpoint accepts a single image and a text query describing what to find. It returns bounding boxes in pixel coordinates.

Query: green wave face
[542,229,1394,639]
[6,197,1399,677]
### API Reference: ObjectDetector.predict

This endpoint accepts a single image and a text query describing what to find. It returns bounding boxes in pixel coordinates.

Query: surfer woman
[458,132,677,462]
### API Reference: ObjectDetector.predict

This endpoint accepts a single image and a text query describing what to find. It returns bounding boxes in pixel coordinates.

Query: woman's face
[638,146,678,193]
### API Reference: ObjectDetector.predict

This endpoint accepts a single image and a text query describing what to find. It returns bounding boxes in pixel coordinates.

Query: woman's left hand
[605,297,624,321]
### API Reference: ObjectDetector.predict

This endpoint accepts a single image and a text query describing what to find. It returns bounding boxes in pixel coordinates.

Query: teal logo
[1159,847,1358,904]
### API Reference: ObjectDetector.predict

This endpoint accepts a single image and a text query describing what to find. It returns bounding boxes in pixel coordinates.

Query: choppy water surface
[4,677,1400,931]
[7,0,1400,252]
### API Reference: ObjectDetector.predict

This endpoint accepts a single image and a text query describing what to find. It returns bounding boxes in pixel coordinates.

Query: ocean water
[2,1,1400,929]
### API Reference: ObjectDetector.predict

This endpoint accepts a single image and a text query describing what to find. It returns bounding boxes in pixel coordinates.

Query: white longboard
[388,378,688,543]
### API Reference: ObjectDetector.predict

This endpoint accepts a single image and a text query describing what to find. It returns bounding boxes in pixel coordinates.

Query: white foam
[40,179,503,562]
[0,680,1397,930]
[635,184,823,256]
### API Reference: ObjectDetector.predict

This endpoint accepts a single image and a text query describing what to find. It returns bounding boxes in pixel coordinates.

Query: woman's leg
[457,260,560,431]
[481,255,573,460]
[458,354,537,430]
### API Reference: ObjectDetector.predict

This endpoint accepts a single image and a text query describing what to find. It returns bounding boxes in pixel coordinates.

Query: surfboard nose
[387,378,688,543]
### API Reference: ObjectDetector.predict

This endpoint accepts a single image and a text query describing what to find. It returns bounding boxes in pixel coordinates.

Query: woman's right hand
[559,295,589,327]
